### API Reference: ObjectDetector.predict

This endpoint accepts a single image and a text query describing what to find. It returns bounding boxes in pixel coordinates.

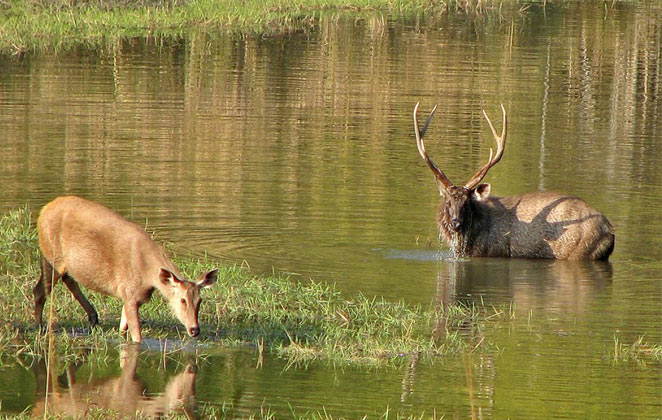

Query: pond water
[1,1,661,418]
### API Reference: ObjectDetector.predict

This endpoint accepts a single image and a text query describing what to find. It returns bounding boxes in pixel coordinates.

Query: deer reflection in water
[437,258,614,315]
[400,258,613,419]
[32,344,198,418]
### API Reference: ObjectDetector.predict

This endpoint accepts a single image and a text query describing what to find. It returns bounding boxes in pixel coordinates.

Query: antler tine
[414,102,453,190]
[482,103,507,167]
[464,104,507,190]
[413,102,425,158]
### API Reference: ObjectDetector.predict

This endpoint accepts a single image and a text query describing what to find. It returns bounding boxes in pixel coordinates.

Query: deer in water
[34,195,218,342]
[413,103,614,260]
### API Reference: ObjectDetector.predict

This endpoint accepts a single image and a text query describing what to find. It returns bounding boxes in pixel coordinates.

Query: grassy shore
[5,406,450,420]
[1,206,661,418]
[3,206,661,368]
[0,0,526,55]
[0,206,502,365]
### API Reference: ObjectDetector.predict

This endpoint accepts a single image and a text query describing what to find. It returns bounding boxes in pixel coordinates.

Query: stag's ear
[473,183,491,201]
[436,180,448,197]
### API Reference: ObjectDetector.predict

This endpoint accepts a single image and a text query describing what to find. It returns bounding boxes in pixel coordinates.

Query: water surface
[0,2,660,418]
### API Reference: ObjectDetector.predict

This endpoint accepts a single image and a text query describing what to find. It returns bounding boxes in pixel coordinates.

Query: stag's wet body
[414,103,615,260]
[441,190,615,260]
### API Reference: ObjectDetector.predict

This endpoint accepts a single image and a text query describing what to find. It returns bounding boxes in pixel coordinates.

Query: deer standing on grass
[413,103,614,260]
[34,195,218,342]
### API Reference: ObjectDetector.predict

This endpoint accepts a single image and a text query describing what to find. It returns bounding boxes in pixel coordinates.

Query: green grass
[0,0,528,55]
[0,206,501,365]
[3,405,449,420]
[2,0,650,55]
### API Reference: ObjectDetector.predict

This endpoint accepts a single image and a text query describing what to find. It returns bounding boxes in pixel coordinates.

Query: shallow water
[1,1,661,418]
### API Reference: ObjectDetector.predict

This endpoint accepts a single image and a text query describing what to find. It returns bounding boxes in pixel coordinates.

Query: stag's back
[488,191,615,260]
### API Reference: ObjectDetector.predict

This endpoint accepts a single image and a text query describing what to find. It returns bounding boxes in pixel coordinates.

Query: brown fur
[34,195,217,342]
[437,187,615,260]
[414,102,614,260]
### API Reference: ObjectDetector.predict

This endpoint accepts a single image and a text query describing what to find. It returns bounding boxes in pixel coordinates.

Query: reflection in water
[0,2,660,419]
[423,257,615,419]
[509,260,614,315]
[32,344,198,418]
[0,2,659,301]
[436,258,613,314]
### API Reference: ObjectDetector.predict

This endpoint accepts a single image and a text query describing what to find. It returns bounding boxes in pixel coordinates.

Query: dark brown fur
[414,102,614,260]
[438,188,614,260]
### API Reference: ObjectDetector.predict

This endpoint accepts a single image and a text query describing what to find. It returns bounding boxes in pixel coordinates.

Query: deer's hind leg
[34,255,60,331]
[61,274,99,328]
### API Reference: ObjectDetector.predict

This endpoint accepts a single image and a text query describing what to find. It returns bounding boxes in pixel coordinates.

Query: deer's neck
[440,200,493,257]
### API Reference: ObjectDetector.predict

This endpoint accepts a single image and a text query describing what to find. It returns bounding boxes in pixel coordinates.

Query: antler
[413,102,453,190]
[464,104,507,190]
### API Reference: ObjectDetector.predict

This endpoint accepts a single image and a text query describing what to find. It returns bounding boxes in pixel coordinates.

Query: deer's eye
[180,298,187,306]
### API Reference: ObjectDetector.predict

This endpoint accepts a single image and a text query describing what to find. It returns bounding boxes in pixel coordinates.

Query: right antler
[413,102,453,190]
[464,104,507,190]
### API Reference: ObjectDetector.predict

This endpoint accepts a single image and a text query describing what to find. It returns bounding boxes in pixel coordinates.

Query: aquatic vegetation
[0,206,500,365]
[611,335,662,365]
[2,0,656,55]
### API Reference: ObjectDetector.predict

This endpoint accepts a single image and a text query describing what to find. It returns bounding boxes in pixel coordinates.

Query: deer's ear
[474,183,491,201]
[197,269,218,288]
[159,268,182,286]
[436,180,448,197]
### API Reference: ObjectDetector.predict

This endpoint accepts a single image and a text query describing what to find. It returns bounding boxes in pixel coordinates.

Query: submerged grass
[0,0,529,54]
[611,335,662,366]
[0,206,499,365]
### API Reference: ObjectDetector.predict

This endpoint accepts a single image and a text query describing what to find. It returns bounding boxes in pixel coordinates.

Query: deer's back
[488,191,614,260]
[38,196,168,298]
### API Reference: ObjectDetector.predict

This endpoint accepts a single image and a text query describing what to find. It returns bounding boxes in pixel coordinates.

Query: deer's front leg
[121,302,142,342]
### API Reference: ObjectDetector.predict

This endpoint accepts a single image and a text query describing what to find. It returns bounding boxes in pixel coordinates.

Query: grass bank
[6,406,449,420]
[4,206,658,367]
[0,206,501,365]
[0,0,526,55]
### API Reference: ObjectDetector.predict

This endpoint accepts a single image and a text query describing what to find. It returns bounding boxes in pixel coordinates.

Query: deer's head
[414,102,507,234]
[159,268,218,337]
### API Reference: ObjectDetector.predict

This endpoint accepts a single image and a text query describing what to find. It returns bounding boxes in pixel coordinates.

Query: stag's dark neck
[439,199,494,257]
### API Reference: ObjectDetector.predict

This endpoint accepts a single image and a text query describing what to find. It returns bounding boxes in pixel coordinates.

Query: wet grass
[4,406,447,419]
[2,0,649,55]
[0,0,529,55]
[0,206,501,366]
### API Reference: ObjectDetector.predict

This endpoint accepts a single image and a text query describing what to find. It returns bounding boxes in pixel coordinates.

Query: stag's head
[414,102,507,234]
